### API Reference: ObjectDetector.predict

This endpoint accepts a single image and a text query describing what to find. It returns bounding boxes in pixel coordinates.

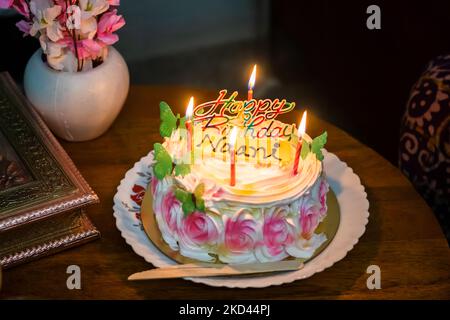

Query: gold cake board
[141,186,340,266]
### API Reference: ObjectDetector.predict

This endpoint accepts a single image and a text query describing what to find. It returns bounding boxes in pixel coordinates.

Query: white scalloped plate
[113,150,369,288]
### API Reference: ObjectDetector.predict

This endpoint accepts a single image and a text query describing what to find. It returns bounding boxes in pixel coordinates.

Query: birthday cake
[149,75,329,264]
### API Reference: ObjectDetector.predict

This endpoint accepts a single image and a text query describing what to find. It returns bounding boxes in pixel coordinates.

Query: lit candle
[229,126,239,186]
[244,65,257,161]
[248,64,257,101]
[292,111,307,175]
[185,97,194,164]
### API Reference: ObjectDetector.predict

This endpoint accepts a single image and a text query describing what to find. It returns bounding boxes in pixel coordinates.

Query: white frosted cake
[149,96,329,264]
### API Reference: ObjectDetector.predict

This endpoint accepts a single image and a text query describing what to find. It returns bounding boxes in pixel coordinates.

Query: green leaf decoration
[182,197,196,216]
[159,101,187,137]
[174,183,206,216]
[153,143,173,180]
[174,188,190,203]
[196,198,206,212]
[174,163,191,177]
[159,101,178,137]
[175,188,195,215]
[300,140,310,160]
[311,131,328,161]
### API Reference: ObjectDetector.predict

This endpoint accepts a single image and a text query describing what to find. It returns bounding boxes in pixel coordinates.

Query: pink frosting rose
[224,210,258,252]
[299,198,322,240]
[152,178,182,250]
[180,212,219,245]
[160,190,180,233]
[317,178,329,215]
[261,208,294,256]
[296,177,329,240]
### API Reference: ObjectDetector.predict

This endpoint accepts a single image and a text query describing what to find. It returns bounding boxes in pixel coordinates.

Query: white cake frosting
[150,121,329,264]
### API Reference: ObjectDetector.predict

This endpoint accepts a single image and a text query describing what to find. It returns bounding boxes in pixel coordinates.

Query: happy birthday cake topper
[194,89,296,131]
[154,64,327,180]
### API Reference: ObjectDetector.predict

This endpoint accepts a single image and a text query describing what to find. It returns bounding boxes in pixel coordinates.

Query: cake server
[128,260,304,280]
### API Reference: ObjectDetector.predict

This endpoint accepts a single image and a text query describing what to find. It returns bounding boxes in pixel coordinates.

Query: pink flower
[318,178,329,215]
[108,0,119,5]
[152,179,182,250]
[284,179,329,259]
[77,39,103,59]
[60,36,103,59]
[261,208,294,256]
[224,211,257,252]
[0,0,29,17]
[299,199,322,240]
[65,5,81,31]
[309,177,328,215]
[79,0,109,18]
[180,212,218,245]
[296,177,329,240]
[159,190,180,233]
[54,1,76,25]
[153,184,180,231]
[53,0,70,9]
[0,0,13,8]
[29,2,63,41]
[96,9,125,45]
[16,19,31,36]
[1,0,30,17]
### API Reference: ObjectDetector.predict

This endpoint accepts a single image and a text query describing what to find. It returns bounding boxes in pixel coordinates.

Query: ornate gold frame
[0,72,100,268]
[0,72,98,231]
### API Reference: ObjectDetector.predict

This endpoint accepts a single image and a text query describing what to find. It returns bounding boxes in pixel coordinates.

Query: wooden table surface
[1,86,449,299]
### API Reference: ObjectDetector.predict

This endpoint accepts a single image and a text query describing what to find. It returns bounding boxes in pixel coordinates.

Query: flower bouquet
[1,0,125,72]
[2,0,130,141]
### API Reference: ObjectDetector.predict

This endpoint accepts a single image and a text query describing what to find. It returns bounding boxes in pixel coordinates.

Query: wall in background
[116,0,270,64]
[270,0,450,164]
[0,1,270,82]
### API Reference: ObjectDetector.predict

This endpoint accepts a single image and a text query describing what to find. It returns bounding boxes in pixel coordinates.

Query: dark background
[270,0,450,165]
[1,0,450,165]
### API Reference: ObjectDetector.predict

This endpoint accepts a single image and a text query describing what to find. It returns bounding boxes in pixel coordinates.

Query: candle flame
[229,126,239,148]
[248,64,257,90]
[297,110,307,137]
[186,96,194,120]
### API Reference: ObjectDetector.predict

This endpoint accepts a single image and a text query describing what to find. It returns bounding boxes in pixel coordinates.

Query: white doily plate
[113,150,369,288]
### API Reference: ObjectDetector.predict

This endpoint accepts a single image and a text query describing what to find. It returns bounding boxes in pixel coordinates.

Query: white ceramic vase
[24,46,129,141]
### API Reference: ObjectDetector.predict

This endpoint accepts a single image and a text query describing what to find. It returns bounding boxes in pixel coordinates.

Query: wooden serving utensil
[128,260,304,280]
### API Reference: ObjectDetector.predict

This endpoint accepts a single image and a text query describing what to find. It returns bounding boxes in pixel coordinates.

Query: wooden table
[1,86,449,299]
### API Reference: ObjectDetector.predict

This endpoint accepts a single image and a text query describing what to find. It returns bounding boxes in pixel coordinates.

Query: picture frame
[0,72,98,231]
[0,72,100,268]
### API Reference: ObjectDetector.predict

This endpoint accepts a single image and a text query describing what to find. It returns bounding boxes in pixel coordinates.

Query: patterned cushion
[399,55,450,243]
